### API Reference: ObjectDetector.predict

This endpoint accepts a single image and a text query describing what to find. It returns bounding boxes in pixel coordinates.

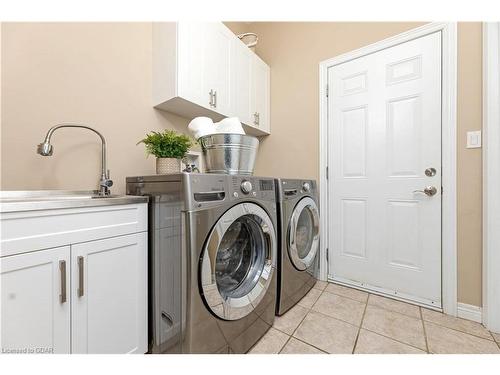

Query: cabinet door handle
[213,90,217,108]
[77,256,84,297]
[254,112,260,126]
[209,90,214,107]
[59,260,67,304]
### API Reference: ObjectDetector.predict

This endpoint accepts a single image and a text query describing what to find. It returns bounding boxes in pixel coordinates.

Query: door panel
[204,23,233,115]
[232,40,252,124]
[340,199,367,259]
[1,246,70,353]
[251,55,270,132]
[200,202,276,321]
[341,106,367,178]
[71,233,147,353]
[328,31,442,307]
[177,22,206,106]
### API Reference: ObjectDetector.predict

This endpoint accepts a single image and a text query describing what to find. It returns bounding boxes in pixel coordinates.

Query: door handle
[413,186,438,197]
[59,260,67,304]
[77,256,84,297]
[213,90,217,108]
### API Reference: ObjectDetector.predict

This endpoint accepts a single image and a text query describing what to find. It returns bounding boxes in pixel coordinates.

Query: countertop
[0,190,148,213]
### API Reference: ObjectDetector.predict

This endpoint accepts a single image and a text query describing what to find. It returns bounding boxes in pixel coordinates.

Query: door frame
[318,22,458,315]
[482,22,500,333]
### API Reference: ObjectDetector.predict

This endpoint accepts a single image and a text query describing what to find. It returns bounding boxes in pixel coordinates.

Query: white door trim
[319,22,458,316]
[482,22,500,333]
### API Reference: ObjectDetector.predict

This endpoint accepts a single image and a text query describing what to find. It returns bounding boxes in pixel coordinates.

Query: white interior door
[328,32,442,308]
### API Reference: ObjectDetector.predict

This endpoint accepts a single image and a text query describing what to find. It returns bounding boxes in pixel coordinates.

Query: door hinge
[441,186,444,194]
[326,166,329,180]
[326,84,329,98]
[326,249,329,262]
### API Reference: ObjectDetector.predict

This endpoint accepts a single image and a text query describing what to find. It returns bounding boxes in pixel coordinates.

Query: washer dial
[240,180,253,194]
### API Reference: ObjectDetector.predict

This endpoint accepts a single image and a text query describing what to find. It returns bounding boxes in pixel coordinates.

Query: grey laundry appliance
[126,173,278,353]
[275,178,320,315]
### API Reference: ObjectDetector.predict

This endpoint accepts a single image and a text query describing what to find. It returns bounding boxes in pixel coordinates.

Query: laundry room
[1,1,499,374]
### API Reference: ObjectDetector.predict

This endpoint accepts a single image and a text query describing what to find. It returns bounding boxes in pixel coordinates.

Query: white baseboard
[457,303,483,323]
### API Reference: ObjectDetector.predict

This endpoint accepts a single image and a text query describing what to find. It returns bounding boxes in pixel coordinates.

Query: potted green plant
[138,130,194,174]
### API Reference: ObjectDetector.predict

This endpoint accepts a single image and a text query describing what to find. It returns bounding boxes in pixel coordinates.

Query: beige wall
[226,22,483,307]
[1,22,484,307]
[1,23,193,195]
[457,23,483,307]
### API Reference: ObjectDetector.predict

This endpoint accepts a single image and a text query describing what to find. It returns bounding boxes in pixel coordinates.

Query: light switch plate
[466,131,482,149]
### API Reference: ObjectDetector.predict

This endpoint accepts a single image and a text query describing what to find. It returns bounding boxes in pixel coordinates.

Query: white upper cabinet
[176,22,206,107]
[203,24,233,115]
[251,54,271,133]
[231,38,253,126]
[153,22,270,136]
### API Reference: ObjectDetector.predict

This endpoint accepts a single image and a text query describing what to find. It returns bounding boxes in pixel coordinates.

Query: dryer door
[288,197,320,271]
[200,202,277,321]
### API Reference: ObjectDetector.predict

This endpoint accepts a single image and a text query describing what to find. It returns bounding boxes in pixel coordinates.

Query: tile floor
[249,281,500,354]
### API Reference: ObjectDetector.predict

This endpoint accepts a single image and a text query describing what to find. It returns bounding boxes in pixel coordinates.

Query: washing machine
[126,173,278,353]
[275,178,320,316]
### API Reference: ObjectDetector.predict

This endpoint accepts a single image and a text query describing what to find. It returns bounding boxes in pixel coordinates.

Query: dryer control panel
[279,178,318,202]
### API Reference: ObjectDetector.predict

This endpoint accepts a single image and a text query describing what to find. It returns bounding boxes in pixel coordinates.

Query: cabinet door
[203,23,233,115]
[177,22,207,107]
[232,40,253,125]
[71,233,147,354]
[251,55,271,133]
[1,246,70,354]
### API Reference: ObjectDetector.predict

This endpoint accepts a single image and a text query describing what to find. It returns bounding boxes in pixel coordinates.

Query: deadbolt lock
[425,167,437,177]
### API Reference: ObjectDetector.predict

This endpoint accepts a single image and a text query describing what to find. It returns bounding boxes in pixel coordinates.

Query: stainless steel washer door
[200,202,277,321]
[288,197,320,271]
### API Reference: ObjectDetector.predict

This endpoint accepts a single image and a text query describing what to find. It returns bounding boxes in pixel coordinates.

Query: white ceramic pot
[156,158,181,174]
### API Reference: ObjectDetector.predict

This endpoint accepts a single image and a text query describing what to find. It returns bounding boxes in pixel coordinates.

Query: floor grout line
[322,287,369,304]
[422,318,497,342]
[352,294,370,354]
[278,286,323,354]
[305,306,363,329]
[419,307,430,353]
[359,327,429,353]
[289,336,330,354]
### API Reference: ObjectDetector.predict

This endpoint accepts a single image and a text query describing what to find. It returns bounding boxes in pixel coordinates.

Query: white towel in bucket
[188,117,216,140]
[214,117,245,135]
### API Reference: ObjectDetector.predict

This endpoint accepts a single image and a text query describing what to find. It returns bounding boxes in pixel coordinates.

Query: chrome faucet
[37,123,113,196]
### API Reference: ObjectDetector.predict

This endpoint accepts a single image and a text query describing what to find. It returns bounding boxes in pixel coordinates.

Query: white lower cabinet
[0,203,148,354]
[1,246,71,354]
[71,233,147,354]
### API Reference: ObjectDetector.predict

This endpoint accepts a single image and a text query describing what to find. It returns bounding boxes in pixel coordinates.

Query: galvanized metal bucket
[199,134,259,175]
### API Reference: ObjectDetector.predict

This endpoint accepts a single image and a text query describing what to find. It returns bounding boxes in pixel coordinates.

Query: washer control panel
[230,176,275,202]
